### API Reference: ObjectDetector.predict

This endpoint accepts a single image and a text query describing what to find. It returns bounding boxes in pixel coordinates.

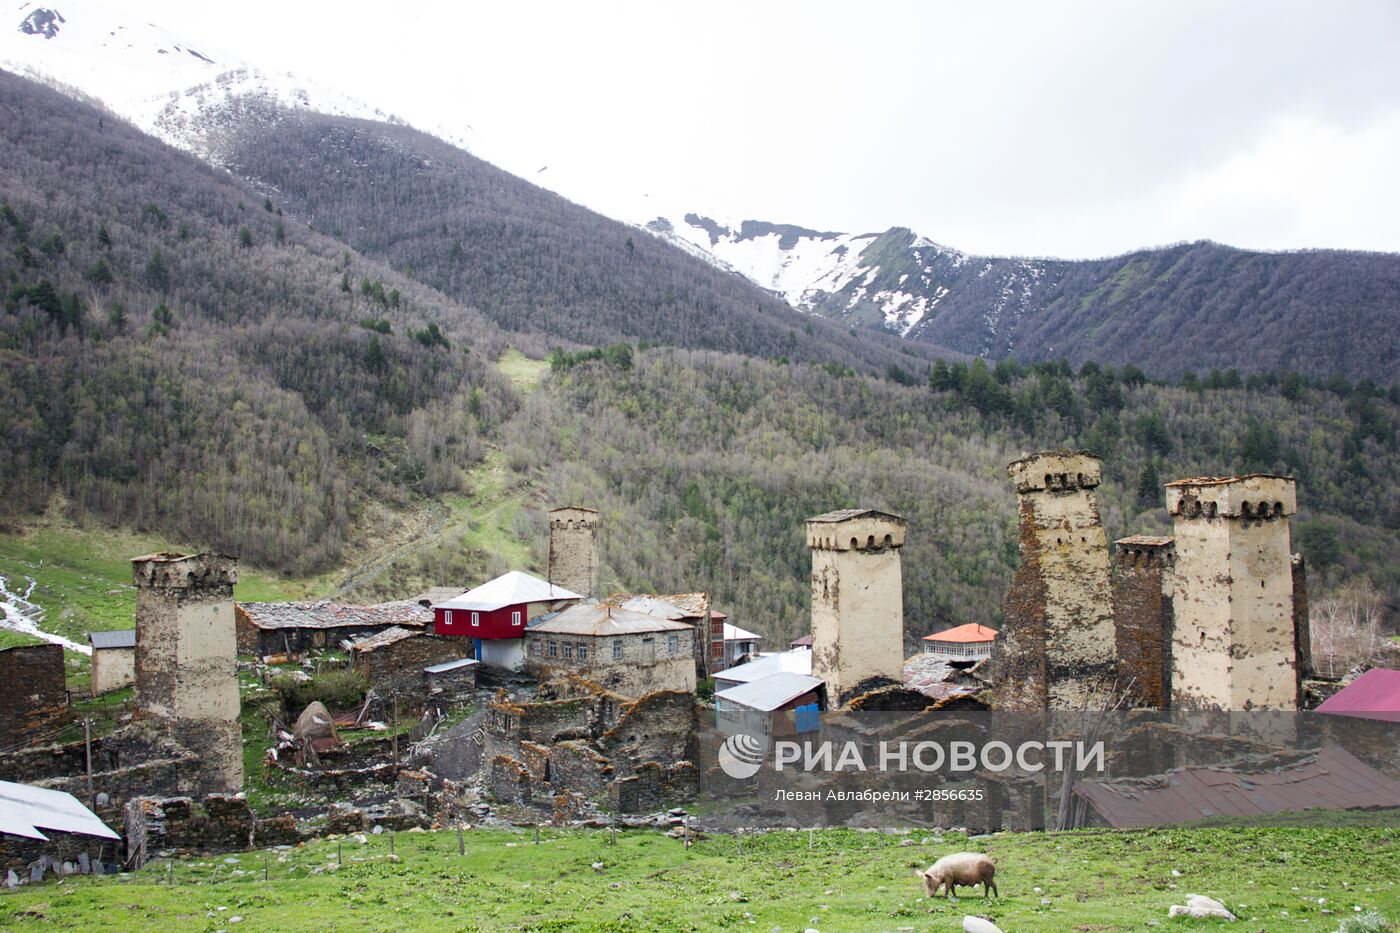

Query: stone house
[235,600,431,658]
[526,604,696,697]
[348,627,475,702]
[88,629,135,694]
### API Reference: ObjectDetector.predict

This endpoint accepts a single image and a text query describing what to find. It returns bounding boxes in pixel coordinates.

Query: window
[578,645,588,660]
[444,610,453,627]
[564,643,574,658]
[667,635,679,654]
[471,612,480,627]
[547,641,557,658]
[512,610,522,627]
[612,640,623,660]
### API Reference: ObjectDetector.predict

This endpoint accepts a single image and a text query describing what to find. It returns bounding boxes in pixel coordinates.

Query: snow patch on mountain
[0,0,449,163]
[644,213,968,336]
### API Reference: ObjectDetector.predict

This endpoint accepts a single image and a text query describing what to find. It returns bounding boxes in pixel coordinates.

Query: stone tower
[132,552,243,794]
[548,507,599,598]
[806,509,906,707]
[1112,535,1175,709]
[1166,475,1300,711]
[994,450,1117,711]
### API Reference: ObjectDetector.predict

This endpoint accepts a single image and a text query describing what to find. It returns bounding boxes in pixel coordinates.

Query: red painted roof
[923,623,999,644]
[1316,668,1400,722]
[1075,746,1400,828]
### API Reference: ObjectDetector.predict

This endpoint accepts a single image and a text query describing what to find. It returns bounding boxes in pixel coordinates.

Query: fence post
[458,826,465,856]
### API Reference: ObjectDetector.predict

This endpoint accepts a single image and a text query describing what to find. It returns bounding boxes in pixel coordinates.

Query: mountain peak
[18,7,64,39]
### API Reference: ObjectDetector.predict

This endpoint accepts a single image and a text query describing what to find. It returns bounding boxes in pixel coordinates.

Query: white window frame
[444,610,453,626]
[578,644,588,660]
[512,610,523,627]
[471,611,480,627]
[547,641,557,658]
[612,640,623,660]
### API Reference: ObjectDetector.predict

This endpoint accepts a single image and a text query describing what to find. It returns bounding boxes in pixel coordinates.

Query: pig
[918,852,998,899]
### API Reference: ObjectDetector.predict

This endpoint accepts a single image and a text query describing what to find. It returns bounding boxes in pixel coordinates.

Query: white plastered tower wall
[806,509,906,706]
[131,552,244,794]
[999,450,1117,710]
[548,507,600,599]
[1167,475,1300,711]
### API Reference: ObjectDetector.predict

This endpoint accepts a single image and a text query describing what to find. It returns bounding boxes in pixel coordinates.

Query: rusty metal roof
[237,600,431,631]
[1316,668,1400,723]
[1074,746,1400,828]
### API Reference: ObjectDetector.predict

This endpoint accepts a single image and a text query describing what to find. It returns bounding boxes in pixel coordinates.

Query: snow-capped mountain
[0,0,413,164]
[646,213,992,338]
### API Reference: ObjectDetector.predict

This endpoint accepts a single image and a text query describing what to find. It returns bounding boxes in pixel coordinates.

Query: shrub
[269,669,369,714]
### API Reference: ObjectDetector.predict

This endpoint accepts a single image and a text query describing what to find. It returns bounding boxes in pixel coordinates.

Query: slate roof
[528,604,691,637]
[612,593,709,619]
[1073,746,1400,828]
[806,508,905,524]
[0,780,120,842]
[435,571,583,612]
[349,626,423,653]
[716,672,823,712]
[1316,668,1400,723]
[237,600,431,632]
[88,629,135,650]
[1116,535,1175,548]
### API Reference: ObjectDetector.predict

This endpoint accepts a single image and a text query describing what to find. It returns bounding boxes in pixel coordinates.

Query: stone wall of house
[90,646,135,695]
[1112,536,1175,709]
[525,628,695,697]
[1,831,119,875]
[354,634,472,701]
[0,644,68,748]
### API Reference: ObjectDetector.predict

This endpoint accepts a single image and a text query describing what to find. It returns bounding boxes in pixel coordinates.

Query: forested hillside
[203,101,938,373]
[0,70,519,571]
[522,352,1400,645]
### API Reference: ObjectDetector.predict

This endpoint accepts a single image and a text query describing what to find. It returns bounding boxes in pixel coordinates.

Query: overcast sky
[138,0,1400,258]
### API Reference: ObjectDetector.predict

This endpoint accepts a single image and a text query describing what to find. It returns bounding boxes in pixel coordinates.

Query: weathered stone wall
[353,634,472,700]
[0,644,68,748]
[1,831,117,875]
[90,646,135,695]
[1168,476,1299,711]
[808,512,906,706]
[132,552,243,794]
[1113,536,1175,709]
[526,628,696,697]
[1292,553,1311,685]
[548,507,599,598]
[992,451,1117,711]
[125,794,254,863]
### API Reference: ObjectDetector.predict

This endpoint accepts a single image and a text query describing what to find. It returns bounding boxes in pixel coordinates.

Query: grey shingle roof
[236,600,431,631]
[88,629,136,650]
[528,604,691,637]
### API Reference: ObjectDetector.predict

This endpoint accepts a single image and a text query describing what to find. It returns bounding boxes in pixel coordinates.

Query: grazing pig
[918,852,998,899]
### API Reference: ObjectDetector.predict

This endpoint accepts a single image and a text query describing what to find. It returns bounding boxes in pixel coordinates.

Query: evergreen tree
[1136,459,1161,507]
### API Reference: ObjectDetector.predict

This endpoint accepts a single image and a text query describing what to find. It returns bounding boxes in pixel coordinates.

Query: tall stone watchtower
[1113,535,1175,709]
[132,552,243,794]
[1166,475,1300,711]
[806,509,906,707]
[548,507,600,598]
[994,450,1117,711]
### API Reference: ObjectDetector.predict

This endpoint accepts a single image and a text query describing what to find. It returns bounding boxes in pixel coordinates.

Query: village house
[235,600,431,659]
[347,627,476,703]
[611,593,718,677]
[525,603,696,696]
[433,571,583,670]
[715,619,761,672]
[921,623,999,663]
[714,670,822,737]
[789,633,813,650]
[0,779,120,876]
[87,630,135,695]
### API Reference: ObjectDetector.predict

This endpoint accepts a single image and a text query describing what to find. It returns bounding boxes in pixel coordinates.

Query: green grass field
[0,826,1395,931]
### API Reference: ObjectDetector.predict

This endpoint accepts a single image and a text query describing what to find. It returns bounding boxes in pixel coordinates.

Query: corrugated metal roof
[529,604,692,637]
[716,672,823,712]
[1074,746,1400,828]
[0,780,120,841]
[435,571,582,612]
[715,650,812,687]
[1316,668,1400,722]
[88,629,135,650]
[423,657,478,674]
[238,600,431,631]
[922,623,999,644]
[807,508,905,524]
